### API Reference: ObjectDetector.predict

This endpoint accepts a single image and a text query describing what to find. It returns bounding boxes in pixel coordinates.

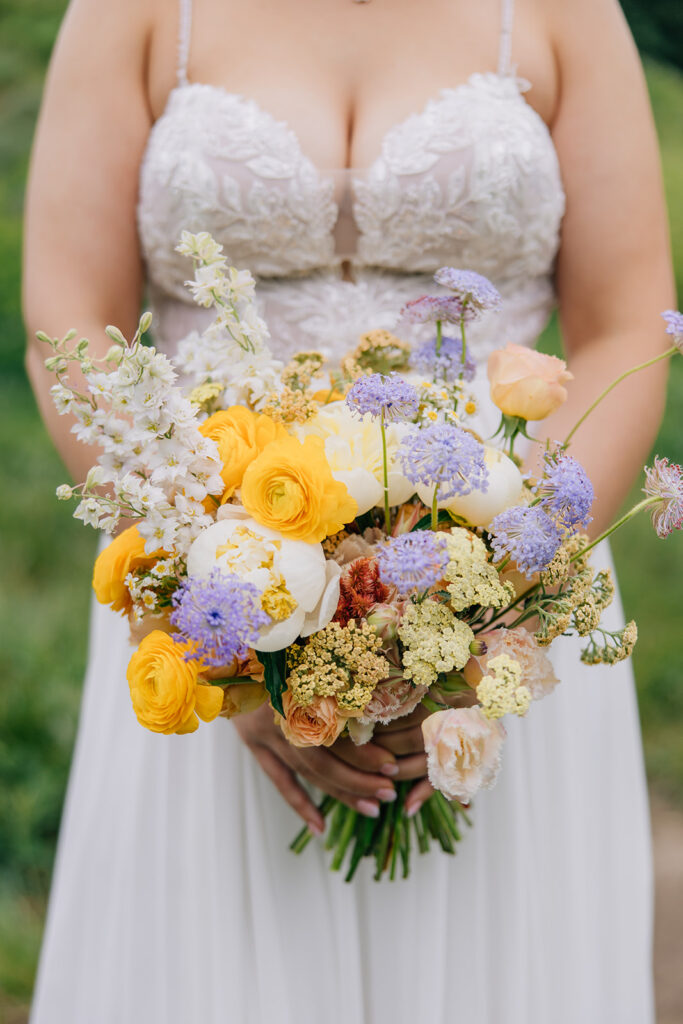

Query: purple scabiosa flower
[398,424,489,500]
[400,294,470,325]
[410,335,477,383]
[345,372,419,422]
[643,456,683,538]
[170,568,270,665]
[376,531,450,595]
[538,453,594,530]
[662,310,683,352]
[489,506,562,578]
[433,268,502,313]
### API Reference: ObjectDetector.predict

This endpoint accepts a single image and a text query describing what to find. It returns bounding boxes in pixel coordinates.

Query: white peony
[416,445,523,527]
[186,510,340,652]
[296,401,415,513]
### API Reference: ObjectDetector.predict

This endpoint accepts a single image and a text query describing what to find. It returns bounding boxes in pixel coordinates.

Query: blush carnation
[422,706,505,802]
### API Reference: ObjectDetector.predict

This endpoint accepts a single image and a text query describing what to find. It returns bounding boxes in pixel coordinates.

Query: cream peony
[416,446,523,527]
[296,401,415,511]
[487,344,573,421]
[422,706,505,802]
[186,509,339,652]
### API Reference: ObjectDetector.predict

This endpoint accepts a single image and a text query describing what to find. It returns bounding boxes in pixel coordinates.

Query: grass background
[0,0,681,1016]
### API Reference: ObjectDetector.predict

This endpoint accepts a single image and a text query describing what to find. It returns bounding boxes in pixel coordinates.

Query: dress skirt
[29,542,654,1024]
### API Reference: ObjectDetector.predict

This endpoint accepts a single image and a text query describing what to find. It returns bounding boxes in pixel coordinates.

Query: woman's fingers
[286,744,396,806]
[392,753,428,781]
[373,723,425,757]
[374,704,430,734]
[332,736,399,776]
[251,744,325,833]
[405,777,435,817]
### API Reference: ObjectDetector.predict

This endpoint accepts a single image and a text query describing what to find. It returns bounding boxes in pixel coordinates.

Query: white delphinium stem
[41,313,224,554]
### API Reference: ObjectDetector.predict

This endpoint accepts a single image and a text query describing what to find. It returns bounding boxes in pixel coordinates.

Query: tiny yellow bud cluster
[287,620,389,713]
[351,329,411,374]
[444,528,515,613]
[261,386,319,425]
[398,600,474,688]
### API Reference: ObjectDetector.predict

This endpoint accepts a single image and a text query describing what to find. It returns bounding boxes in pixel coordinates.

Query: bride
[23,0,673,1021]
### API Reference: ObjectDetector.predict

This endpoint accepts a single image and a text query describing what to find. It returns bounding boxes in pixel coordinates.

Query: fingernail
[308,820,325,837]
[380,762,399,776]
[376,788,397,802]
[406,802,422,818]
[357,800,380,818]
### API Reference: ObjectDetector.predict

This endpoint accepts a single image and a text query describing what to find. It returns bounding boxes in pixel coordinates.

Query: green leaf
[257,649,288,716]
[412,509,453,531]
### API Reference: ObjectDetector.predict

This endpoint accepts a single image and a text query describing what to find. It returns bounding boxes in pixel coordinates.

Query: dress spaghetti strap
[498,0,515,77]
[177,0,193,86]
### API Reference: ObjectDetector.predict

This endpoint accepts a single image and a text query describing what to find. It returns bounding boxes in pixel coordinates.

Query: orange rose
[127,630,223,734]
[92,526,161,613]
[199,406,288,502]
[241,435,358,542]
[279,692,345,747]
[487,344,573,421]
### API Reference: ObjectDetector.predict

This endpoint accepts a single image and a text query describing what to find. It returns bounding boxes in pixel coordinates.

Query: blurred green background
[0,0,681,1018]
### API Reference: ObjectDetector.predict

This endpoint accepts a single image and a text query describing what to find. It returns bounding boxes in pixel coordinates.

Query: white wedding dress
[30,1,655,1021]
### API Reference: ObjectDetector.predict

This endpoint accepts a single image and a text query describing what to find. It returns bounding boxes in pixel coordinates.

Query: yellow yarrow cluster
[351,330,411,374]
[398,600,474,688]
[476,653,531,720]
[444,528,515,612]
[189,380,225,414]
[572,569,615,636]
[261,385,319,425]
[287,620,389,713]
[281,351,325,390]
[581,620,638,665]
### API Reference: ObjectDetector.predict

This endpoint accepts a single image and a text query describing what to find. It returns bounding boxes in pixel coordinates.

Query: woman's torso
[137,0,566,363]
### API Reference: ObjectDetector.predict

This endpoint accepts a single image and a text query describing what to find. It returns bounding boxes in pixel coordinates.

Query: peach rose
[92,526,162,613]
[199,406,288,503]
[465,627,559,702]
[360,677,428,725]
[127,630,223,735]
[487,343,573,421]
[279,692,345,747]
[422,706,505,802]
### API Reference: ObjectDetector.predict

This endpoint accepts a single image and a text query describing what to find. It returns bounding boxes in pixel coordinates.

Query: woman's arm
[534,0,675,534]
[23,0,154,482]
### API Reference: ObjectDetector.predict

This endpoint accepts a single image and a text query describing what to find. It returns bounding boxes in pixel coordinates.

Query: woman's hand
[232,703,401,834]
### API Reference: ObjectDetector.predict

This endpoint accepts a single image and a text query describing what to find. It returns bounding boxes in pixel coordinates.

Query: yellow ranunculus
[127,630,223,734]
[240,435,358,543]
[199,406,288,502]
[92,525,161,613]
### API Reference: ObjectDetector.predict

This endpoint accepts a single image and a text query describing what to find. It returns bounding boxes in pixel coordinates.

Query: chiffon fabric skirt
[30,542,654,1024]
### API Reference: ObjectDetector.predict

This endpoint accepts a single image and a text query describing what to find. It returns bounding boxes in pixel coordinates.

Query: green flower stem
[435,319,443,356]
[289,794,335,854]
[431,485,439,530]
[380,409,392,533]
[433,791,462,842]
[331,806,358,871]
[563,345,678,447]
[345,814,379,883]
[460,315,468,370]
[414,809,430,853]
[570,496,660,562]
[325,800,347,851]
[374,804,394,880]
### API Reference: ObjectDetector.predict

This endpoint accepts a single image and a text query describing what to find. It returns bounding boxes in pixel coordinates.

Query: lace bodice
[137,1,565,363]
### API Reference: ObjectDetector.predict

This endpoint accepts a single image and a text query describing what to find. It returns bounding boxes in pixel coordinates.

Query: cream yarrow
[444,528,515,612]
[476,653,531,719]
[398,600,474,687]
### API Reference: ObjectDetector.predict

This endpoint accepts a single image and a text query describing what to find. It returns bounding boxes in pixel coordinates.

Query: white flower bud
[56,484,74,500]
[105,325,127,346]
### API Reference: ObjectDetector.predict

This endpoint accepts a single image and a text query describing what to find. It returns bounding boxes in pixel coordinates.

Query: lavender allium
[170,568,269,665]
[489,506,562,577]
[410,335,477,383]
[433,268,502,313]
[345,372,419,422]
[376,531,450,595]
[399,424,489,500]
[662,310,683,352]
[643,456,683,538]
[538,453,594,530]
[401,295,470,325]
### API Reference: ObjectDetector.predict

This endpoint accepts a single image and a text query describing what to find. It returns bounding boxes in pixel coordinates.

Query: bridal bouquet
[40,233,683,880]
